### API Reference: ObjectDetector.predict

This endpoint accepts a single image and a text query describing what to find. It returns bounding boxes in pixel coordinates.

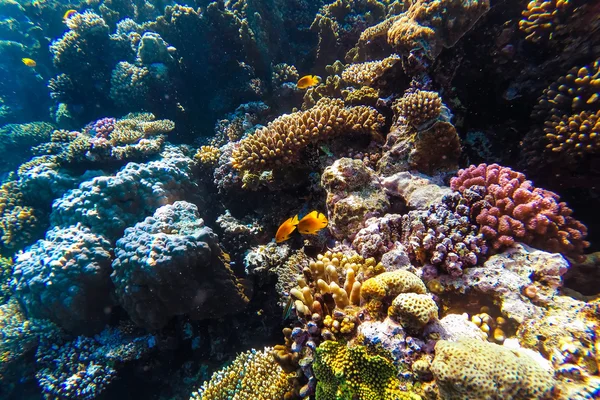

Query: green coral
[313,340,421,400]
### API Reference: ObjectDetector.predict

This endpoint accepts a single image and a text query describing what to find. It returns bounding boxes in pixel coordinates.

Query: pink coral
[450,163,588,260]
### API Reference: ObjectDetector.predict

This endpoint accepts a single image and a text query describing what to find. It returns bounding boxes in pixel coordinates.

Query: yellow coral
[190,347,296,400]
[0,181,39,251]
[231,98,384,172]
[194,145,221,167]
[388,292,438,330]
[341,55,401,86]
[519,0,574,42]
[272,63,299,86]
[393,90,442,126]
[360,270,426,315]
[544,109,600,157]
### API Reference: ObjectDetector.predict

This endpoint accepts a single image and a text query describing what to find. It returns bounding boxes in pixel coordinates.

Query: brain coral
[388,292,438,331]
[190,347,296,400]
[450,163,589,259]
[11,224,114,334]
[111,201,249,330]
[50,146,198,240]
[231,98,384,172]
[429,340,556,399]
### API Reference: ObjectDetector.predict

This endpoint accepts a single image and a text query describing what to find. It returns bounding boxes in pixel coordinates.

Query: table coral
[111,201,249,330]
[190,347,297,400]
[312,340,421,400]
[11,223,114,334]
[231,98,384,173]
[321,158,389,240]
[450,163,589,259]
[429,340,556,400]
[402,192,488,276]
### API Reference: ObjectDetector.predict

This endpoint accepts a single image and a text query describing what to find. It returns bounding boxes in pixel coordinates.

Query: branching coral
[109,61,151,108]
[231,98,384,172]
[272,63,299,86]
[313,340,421,400]
[450,163,589,259]
[402,192,488,276]
[194,145,221,168]
[519,0,576,43]
[190,347,297,400]
[111,202,249,330]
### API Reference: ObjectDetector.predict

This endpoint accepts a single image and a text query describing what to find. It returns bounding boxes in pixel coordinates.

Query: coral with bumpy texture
[0,181,40,253]
[321,158,389,240]
[352,214,404,259]
[231,98,384,172]
[111,202,249,330]
[393,90,442,126]
[544,109,600,158]
[519,0,575,43]
[450,163,589,259]
[388,292,438,331]
[402,192,488,276]
[51,146,197,240]
[313,340,421,400]
[11,224,114,334]
[109,62,151,108]
[194,145,221,167]
[341,55,401,86]
[272,63,299,86]
[429,340,555,399]
[190,347,296,400]
[360,270,427,316]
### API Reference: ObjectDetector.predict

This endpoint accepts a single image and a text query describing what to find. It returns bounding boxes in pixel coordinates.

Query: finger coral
[190,347,297,400]
[111,202,249,330]
[231,98,384,172]
[519,0,575,43]
[429,340,555,399]
[194,145,221,167]
[450,163,589,259]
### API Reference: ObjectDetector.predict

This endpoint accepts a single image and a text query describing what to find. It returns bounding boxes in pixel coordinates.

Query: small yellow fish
[297,75,321,89]
[275,215,299,243]
[21,58,36,67]
[297,211,328,235]
[63,9,77,21]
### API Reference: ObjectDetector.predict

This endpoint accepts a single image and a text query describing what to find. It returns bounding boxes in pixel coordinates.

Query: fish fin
[291,214,299,225]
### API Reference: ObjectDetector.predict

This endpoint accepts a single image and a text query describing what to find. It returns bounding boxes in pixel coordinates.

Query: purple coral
[88,117,116,139]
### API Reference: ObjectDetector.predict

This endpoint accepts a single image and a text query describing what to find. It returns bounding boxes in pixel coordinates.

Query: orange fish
[275,215,299,243]
[297,75,321,89]
[21,58,36,67]
[297,211,328,235]
[63,9,77,21]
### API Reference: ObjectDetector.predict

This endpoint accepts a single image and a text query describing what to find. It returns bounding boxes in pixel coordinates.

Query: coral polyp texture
[393,90,442,127]
[111,201,249,330]
[544,110,600,156]
[231,98,384,172]
[450,163,589,258]
[519,0,575,43]
[190,347,296,400]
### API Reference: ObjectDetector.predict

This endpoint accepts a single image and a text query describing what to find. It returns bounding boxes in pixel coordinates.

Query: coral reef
[231,98,384,173]
[450,163,589,258]
[519,0,577,43]
[11,224,114,334]
[428,340,555,399]
[190,347,296,400]
[0,122,54,171]
[111,202,249,330]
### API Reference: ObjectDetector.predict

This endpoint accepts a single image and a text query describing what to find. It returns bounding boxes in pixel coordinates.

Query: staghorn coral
[519,0,576,43]
[341,54,401,86]
[450,163,589,259]
[111,202,249,330]
[429,340,555,400]
[312,340,421,400]
[11,224,114,334]
[321,158,390,240]
[190,347,296,400]
[231,98,384,172]
[393,90,442,127]
[402,192,488,276]
[194,145,221,168]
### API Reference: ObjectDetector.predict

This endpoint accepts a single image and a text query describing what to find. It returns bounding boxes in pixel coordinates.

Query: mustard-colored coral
[313,340,421,400]
[194,145,221,167]
[0,181,39,252]
[272,63,299,86]
[231,98,384,172]
[341,55,401,86]
[360,270,427,315]
[429,340,556,400]
[388,292,438,330]
[190,347,296,400]
[393,90,442,126]
[544,109,600,157]
[342,86,380,106]
[519,0,574,43]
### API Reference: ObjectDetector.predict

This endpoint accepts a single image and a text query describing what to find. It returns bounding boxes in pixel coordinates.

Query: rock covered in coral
[429,339,555,399]
[352,214,403,259]
[0,122,54,172]
[111,201,249,330]
[381,171,451,209]
[424,313,487,343]
[436,243,569,323]
[51,146,198,240]
[402,192,488,276]
[190,347,296,400]
[11,224,114,334]
[450,163,589,259]
[321,158,389,240]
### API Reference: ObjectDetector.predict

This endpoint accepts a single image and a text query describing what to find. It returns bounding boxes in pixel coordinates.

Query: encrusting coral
[450,163,589,259]
[190,347,297,400]
[231,98,384,172]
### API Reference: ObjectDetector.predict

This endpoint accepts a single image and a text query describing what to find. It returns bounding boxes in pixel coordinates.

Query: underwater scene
[0,0,599,398]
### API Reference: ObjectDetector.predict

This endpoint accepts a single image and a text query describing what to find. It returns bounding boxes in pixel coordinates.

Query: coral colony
[0,0,598,399]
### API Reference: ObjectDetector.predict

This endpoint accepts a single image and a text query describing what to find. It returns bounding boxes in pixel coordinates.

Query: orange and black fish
[296,75,321,89]
[275,215,299,243]
[297,211,328,235]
